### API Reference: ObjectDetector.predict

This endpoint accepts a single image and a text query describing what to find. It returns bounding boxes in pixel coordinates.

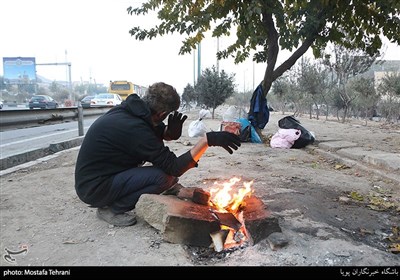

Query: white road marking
[0,129,79,147]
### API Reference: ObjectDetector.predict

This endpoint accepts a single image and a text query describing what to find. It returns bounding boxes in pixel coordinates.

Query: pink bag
[270,128,301,149]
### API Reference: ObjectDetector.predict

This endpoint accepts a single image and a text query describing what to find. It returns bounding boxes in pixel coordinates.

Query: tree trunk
[342,105,348,123]
[261,12,318,98]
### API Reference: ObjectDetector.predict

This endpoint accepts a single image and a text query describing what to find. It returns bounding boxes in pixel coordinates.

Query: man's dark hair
[142,82,180,114]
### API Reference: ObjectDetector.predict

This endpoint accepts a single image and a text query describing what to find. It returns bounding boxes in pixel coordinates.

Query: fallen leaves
[334,163,351,170]
[350,191,364,202]
[388,243,400,254]
[367,195,396,211]
[388,226,400,254]
[346,187,400,212]
[342,188,400,254]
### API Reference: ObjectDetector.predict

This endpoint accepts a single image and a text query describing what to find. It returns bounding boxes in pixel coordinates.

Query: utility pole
[65,50,68,86]
[193,50,196,86]
[253,60,255,90]
[68,63,73,105]
[197,42,201,83]
[244,69,246,93]
[216,37,220,74]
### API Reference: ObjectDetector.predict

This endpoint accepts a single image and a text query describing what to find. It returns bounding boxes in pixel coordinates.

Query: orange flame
[208,177,254,213]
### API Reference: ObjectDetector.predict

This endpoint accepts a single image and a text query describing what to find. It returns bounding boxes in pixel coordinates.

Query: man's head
[142,82,180,125]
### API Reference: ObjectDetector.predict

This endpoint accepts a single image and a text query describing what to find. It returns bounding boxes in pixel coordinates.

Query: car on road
[90,93,123,107]
[80,95,96,108]
[0,99,3,109]
[29,95,59,109]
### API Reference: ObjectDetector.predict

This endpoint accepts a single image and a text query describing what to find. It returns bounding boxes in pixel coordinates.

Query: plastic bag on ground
[278,116,315,148]
[199,109,211,119]
[188,119,208,137]
[270,128,301,148]
[223,106,240,122]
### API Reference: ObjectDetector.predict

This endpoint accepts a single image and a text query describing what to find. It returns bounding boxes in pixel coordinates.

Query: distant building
[362,60,400,77]
[370,61,400,104]
[374,71,399,88]
[360,60,400,90]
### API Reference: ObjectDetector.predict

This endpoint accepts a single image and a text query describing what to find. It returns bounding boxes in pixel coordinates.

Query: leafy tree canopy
[182,83,197,103]
[195,66,235,117]
[128,0,400,97]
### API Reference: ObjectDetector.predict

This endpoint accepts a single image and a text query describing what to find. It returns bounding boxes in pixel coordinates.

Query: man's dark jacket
[75,94,197,207]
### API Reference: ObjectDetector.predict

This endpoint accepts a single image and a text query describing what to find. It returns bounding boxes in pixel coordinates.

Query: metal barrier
[0,107,111,129]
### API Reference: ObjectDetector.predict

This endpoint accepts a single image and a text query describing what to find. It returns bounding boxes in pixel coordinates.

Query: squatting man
[75,82,241,227]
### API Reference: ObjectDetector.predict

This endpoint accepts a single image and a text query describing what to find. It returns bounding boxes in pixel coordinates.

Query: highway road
[0,116,98,159]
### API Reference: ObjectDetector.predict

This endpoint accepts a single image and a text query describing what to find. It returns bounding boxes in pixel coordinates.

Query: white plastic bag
[188,119,208,137]
[199,109,211,119]
[223,106,239,122]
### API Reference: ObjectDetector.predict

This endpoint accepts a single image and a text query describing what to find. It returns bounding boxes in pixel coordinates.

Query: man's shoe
[96,207,137,227]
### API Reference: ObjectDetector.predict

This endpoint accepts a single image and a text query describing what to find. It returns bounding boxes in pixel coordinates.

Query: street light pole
[216,37,220,74]
[197,42,201,83]
[193,50,196,86]
[243,68,248,93]
[68,63,73,104]
[253,60,255,90]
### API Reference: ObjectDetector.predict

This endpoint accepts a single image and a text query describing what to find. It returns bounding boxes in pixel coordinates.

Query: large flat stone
[364,152,400,171]
[136,193,281,248]
[318,141,358,152]
[336,147,372,161]
[136,194,219,247]
[336,148,400,171]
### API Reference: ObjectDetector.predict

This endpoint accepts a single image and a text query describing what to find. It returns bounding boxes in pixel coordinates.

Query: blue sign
[3,57,37,84]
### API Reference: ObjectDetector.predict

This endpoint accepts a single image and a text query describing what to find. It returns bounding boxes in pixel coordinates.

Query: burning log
[136,179,282,251]
[210,210,242,231]
[192,188,210,205]
[242,196,282,245]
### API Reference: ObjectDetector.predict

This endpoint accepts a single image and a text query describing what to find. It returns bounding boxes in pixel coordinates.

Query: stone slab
[136,193,281,248]
[318,141,359,152]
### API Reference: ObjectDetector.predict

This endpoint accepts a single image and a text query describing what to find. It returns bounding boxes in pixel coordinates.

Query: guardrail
[0,107,111,130]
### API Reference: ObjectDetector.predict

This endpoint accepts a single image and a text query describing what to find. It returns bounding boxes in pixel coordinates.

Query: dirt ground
[1,106,399,268]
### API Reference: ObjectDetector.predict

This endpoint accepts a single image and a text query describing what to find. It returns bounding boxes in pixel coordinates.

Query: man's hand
[166,111,188,140]
[206,131,241,154]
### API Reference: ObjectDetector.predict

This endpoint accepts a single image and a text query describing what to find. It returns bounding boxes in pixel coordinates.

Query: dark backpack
[239,125,251,142]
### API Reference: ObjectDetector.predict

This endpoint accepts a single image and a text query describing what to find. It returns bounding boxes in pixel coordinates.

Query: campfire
[207,177,254,251]
[135,177,281,253]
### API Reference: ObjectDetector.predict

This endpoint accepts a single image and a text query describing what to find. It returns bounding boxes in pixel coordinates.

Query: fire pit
[135,177,281,252]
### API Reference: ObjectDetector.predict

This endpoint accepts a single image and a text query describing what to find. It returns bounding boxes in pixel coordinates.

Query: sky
[1,0,400,94]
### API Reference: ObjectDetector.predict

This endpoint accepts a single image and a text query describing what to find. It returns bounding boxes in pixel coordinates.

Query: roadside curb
[0,137,84,171]
[0,146,81,177]
[307,146,400,185]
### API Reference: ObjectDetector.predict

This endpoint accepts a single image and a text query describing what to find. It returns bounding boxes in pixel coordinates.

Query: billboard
[3,57,37,85]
